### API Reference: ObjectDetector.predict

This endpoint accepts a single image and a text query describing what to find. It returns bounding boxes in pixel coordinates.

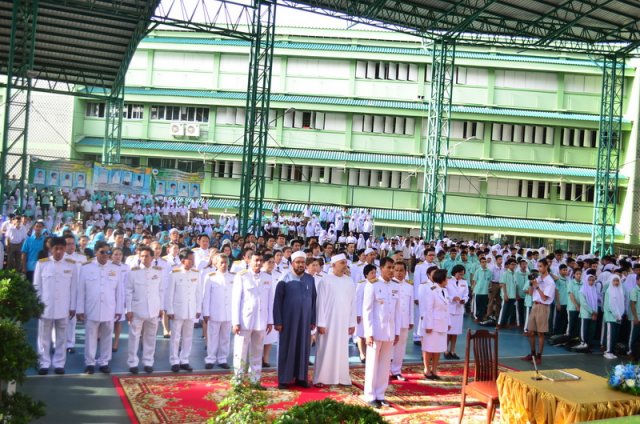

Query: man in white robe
[313,254,357,387]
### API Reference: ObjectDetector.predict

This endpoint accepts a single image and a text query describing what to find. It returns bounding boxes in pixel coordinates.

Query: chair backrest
[462,329,499,385]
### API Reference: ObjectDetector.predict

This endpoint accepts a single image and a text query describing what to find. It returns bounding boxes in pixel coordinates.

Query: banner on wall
[153,168,203,198]
[29,158,93,189]
[92,163,152,195]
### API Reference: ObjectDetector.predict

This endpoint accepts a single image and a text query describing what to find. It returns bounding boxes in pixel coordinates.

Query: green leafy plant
[275,398,388,424]
[0,270,44,322]
[208,377,272,424]
[0,391,46,424]
[0,320,38,384]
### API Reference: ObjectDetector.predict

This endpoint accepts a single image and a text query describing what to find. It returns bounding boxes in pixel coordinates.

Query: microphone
[531,355,542,380]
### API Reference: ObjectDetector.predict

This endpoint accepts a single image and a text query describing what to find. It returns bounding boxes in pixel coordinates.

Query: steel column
[591,55,624,255]
[102,93,124,165]
[238,0,276,236]
[420,39,455,241]
[1,0,39,209]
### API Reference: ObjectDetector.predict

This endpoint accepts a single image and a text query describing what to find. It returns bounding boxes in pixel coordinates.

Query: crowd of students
[2,185,640,406]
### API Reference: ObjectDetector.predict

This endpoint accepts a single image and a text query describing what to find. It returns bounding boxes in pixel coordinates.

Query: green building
[69,27,640,251]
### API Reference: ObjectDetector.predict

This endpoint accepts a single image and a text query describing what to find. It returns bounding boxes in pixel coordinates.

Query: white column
[573,129,582,147]
[521,180,528,198]
[311,166,320,182]
[559,182,567,200]
[232,161,242,179]
[369,170,379,187]
[400,172,411,189]
[570,183,577,201]
[265,164,273,179]
[348,169,358,186]
[324,167,331,183]
[381,170,390,188]
[214,161,221,176]
[525,125,535,143]
[281,164,289,181]
[331,168,343,185]
[301,165,310,182]
[531,181,539,198]
[390,171,400,188]
[359,169,370,187]
[582,184,588,202]
[290,165,297,181]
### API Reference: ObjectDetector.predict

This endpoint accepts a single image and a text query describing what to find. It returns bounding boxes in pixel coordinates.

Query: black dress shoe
[38,368,49,375]
[180,363,193,371]
[205,363,214,370]
[413,340,422,346]
[262,361,271,368]
[163,334,170,339]
[85,366,95,375]
[112,347,118,353]
[278,383,289,389]
[218,363,230,369]
[423,373,434,380]
[450,353,460,360]
[99,365,111,374]
[129,367,139,374]
[296,380,311,388]
[360,357,366,363]
[431,374,442,381]
[378,399,390,407]
[391,374,406,381]
[171,364,180,372]
[368,400,381,408]
[66,348,75,354]
[54,368,65,375]
[143,366,154,373]
[443,352,452,359]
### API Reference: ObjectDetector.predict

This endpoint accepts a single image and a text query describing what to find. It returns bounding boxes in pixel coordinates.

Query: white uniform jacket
[202,271,234,322]
[231,269,273,331]
[34,257,78,320]
[393,279,414,329]
[363,278,401,341]
[446,278,469,316]
[423,285,451,333]
[166,268,203,320]
[77,260,124,321]
[126,264,165,319]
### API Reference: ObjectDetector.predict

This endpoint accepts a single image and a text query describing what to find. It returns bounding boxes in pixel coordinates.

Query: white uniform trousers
[233,330,265,383]
[413,306,421,340]
[127,317,159,367]
[38,318,68,369]
[170,319,194,365]
[390,328,409,375]
[205,321,232,365]
[364,340,394,401]
[65,315,77,348]
[84,320,114,367]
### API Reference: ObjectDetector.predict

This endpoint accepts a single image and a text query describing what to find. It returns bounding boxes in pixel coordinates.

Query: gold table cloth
[497,368,640,423]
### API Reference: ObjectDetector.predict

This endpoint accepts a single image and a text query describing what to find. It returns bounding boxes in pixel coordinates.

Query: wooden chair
[459,329,499,424]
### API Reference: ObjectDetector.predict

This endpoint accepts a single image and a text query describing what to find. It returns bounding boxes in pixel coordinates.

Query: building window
[150,105,209,122]
[454,67,489,85]
[122,104,144,120]
[495,70,558,91]
[558,183,595,202]
[86,102,105,118]
[177,160,205,173]
[283,110,347,131]
[148,158,176,169]
[119,156,140,167]
[491,123,553,144]
[447,175,481,194]
[449,120,484,139]
[355,61,418,81]
[353,114,415,136]
[561,128,598,148]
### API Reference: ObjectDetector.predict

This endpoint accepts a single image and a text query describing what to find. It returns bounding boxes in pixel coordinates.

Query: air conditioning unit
[170,122,184,137]
[185,123,200,137]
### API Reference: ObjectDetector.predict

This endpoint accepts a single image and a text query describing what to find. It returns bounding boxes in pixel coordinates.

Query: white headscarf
[580,275,598,311]
[357,234,365,250]
[606,276,625,320]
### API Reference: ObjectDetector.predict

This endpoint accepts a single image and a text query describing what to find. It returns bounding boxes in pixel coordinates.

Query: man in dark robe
[273,250,316,389]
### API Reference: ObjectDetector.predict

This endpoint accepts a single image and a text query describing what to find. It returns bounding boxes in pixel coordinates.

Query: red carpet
[114,362,514,423]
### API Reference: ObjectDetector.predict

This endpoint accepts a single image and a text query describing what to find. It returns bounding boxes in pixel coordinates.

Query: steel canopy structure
[2,0,640,253]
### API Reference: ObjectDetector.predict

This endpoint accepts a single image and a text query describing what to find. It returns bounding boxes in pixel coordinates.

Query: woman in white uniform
[421,268,450,380]
[418,265,438,373]
[261,253,280,367]
[446,264,469,360]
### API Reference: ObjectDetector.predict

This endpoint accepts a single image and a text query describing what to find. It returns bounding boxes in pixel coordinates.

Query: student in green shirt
[497,258,518,329]
[628,273,640,356]
[566,268,583,339]
[576,273,598,350]
[553,265,570,336]
[602,275,626,359]
[471,257,492,322]
[515,259,530,331]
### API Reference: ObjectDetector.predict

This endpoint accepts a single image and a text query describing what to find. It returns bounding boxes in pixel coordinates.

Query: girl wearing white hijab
[356,234,366,250]
[576,273,598,350]
[602,275,625,359]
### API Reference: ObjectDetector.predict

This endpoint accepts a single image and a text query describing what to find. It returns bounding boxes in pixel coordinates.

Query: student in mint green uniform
[566,269,582,339]
[553,265,569,335]
[628,275,640,356]
[471,257,492,322]
[497,259,518,329]
[602,275,626,359]
[577,273,598,350]
[515,260,530,331]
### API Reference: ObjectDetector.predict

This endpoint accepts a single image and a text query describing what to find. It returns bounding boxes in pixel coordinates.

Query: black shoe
[143,366,154,373]
[194,322,202,329]
[218,363,230,369]
[278,383,289,389]
[129,367,139,374]
[54,368,65,375]
[360,357,366,363]
[378,399,390,407]
[163,334,170,339]
[296,380,311,388]
[66,348,75,354]
[85,366,95,375]
[431,374,442,381]
[423,373,434,380]
[368,400,381,408]
[262,361,271,368]
[180,363,193,371]
[451,353,460,360]
[99,365,111,374]
[443,352,452,359]
[171,364,180,372]
[38,368,49,375]
[391,374,406,381]
[112,347,118,353]
[205,363,214,370]
[413,340,421,346]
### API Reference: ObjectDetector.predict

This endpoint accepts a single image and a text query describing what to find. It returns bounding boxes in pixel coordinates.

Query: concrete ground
[20,316,628,424]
